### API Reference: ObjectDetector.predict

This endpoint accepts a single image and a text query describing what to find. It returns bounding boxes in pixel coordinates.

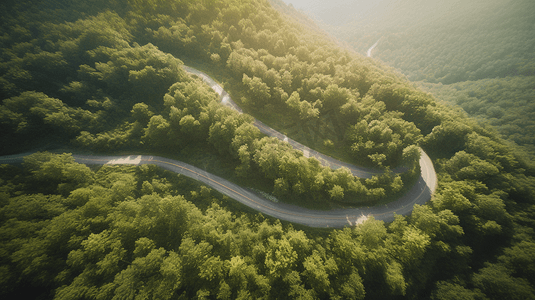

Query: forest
[0,0,534,299]
[323,0,535,158]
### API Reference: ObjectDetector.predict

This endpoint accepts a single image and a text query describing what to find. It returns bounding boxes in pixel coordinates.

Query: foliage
[417,76,535,156]
[324,0,535,158]
[1,152,530,300]
[0,0,534,299]
[0,0,429,205]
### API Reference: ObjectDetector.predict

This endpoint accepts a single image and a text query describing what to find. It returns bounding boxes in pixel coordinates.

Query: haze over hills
[286,0,535,156]
[279,0,389,26]
[1,0,535,299]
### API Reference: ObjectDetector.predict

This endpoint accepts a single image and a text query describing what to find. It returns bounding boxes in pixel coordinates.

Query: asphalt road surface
[182,66,436,226]
[77,150,436,227]
[0,152,436,227]
[0,66,438,228]
[183,66,388,179]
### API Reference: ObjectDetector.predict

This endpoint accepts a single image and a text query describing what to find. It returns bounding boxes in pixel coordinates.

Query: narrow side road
[367,38,381,57]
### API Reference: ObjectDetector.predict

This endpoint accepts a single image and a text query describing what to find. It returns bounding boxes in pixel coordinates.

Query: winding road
[0,66,437,228]
[183,66,384,179]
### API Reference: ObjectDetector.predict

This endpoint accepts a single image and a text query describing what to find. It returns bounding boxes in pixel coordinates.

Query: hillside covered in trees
[320,0,535,157]
[1,0,535,299]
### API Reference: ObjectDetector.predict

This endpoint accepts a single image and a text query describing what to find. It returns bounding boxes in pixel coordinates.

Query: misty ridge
[286,0,535,157]
[0,0,535,300]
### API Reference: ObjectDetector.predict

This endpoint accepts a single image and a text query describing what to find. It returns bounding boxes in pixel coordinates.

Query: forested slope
[324,0,535,156]
[0,0,428,207]
[0,0,534,299]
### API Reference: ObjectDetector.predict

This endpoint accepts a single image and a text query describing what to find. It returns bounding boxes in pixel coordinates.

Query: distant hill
[313,0,535,155]
[324,0,535,83]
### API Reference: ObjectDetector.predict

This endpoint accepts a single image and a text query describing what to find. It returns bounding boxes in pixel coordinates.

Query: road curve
[183,66,383,179]
[0,151,436,227]
[181,66,437,225]
[0,66,437,228]
[76,151,436,227]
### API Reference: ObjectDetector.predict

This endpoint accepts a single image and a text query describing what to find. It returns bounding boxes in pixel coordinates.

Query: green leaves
[114,248,179,300]
[346,116,421,168]
[423,119,473,156]
[0,1,533,299]
[0,91,94,137]
[131,102,154,124]
[285,91,321,121]
[264,236,298,277]
[431,281,485,300]
[1,194,65,221]
[385,261,407,295]
[242,74,271,107]
[444,151,500,182]
[22,152,93,195]
[411,205,463,240]
[142,115,171,148]
[302,250,337,294]
[328,185,344,201]
[473,263,535,300]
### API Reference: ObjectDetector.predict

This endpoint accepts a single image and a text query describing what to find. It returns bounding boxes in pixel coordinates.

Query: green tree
[431,281,486,300]
[264,236,298,278]
[322,84,353,112]
[242,74,270,107]
[328,185,344,201]
[473,263,535,300]
[23,152,93,195]
[131,102,154,124]
[236,145,252,178]
[302,250,338,295]
[423,119,473,156]
[142,115,171,148]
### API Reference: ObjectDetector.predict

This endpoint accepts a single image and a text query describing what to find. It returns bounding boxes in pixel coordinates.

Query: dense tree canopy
[323,0,535,157]
[0,0,534,299]
[1,151,531,300]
